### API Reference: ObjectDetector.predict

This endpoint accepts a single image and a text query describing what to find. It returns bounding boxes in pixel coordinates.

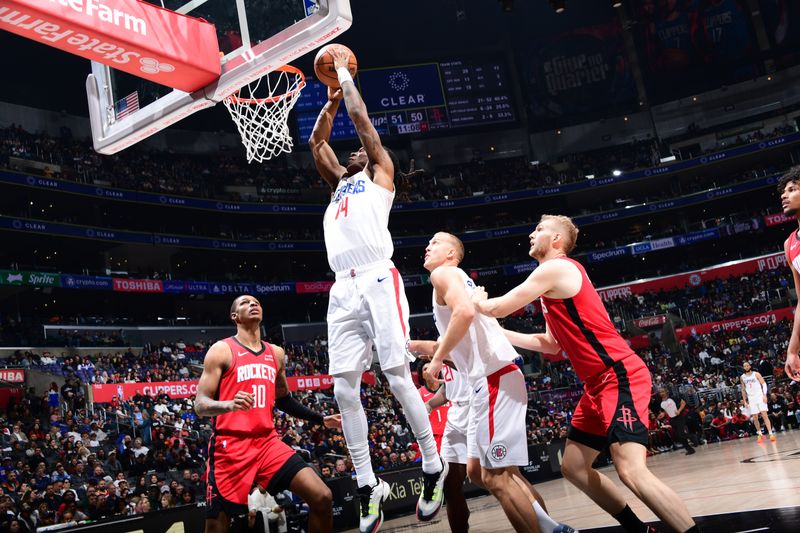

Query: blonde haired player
[740,361,775,442]
[308,47,446,533]
[473,215,700,533]
[419,231,575,533]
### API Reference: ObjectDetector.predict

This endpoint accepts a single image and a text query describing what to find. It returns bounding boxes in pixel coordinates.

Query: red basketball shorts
[207,430,298,507]
[568,356,651,451]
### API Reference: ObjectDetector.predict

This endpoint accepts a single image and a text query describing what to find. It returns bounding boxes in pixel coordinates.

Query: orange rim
[224,65,306,105]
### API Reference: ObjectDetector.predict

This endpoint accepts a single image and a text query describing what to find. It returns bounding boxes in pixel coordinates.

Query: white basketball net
[223,66,306,163]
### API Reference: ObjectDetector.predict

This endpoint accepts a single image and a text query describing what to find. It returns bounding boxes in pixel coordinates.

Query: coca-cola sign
[632,315,667,328]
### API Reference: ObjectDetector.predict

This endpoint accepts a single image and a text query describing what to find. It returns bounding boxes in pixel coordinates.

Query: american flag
[114,91,140,120]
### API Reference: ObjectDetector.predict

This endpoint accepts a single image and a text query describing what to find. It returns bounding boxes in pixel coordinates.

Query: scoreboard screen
[294,56,516,142]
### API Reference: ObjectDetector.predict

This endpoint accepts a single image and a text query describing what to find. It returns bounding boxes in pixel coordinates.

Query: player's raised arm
[330,47,394,191]
[308,87,347,189]
[194,341,252,417]
[272,345,341,429]
[784,239,800,381]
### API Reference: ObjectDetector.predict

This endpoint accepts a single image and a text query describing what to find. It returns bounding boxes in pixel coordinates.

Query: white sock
[533,501,560,533]
[383,364,442,474]
[333,372,377,488]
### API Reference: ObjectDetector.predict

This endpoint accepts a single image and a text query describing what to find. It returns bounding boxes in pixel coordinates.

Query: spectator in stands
[710,410,730,440]
[768,392,789,432]
[730,408,751,437]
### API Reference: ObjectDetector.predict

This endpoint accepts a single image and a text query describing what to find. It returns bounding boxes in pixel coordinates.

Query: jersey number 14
[335,197,349,219]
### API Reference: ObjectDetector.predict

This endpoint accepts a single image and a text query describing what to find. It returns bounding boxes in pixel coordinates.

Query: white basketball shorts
[440,399,471,465]
[747,395,768,415]
[327,259,414,375]
[471,365,528,469]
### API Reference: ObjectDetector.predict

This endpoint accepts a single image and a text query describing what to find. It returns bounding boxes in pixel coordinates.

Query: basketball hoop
[223,65,306,163]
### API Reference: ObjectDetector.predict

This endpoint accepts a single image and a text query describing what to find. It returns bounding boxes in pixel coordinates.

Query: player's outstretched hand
[323,414,342,429]
[328,87,342,102]
[471,286,488,304]
[786,352,800,381]
[229,391,254,412]
[330,47,350,71]
[424,358,446,386]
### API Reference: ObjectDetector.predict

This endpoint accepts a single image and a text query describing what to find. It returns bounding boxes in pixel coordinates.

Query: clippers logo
[139,57,175,75]
[616,406,638,430]
[490,444,507,461]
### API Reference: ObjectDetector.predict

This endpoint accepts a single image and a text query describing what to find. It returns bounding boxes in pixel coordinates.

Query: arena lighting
[550,0,566,13]
[585,174,595,179]
[612,169,622,176]
[611,0,622,6]
[660,155,677,163]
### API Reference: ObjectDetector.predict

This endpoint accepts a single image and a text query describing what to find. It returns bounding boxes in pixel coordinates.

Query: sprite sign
[0,270,60,287]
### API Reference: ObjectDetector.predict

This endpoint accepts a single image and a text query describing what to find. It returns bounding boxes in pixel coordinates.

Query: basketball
[314,44,358,88]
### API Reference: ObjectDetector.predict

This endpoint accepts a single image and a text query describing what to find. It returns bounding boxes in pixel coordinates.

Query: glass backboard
[86,0,351,155]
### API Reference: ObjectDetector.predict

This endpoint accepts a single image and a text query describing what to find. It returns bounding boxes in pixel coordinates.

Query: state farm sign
[0,0,219,92]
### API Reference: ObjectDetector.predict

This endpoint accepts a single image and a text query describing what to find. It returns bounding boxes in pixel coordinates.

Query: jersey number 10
[251,385,267,409]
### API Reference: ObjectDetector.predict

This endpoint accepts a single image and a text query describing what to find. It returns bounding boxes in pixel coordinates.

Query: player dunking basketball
[778,167,800,382]
[473,216,701,533]
[195,295,341,533]
[308,47,446,533]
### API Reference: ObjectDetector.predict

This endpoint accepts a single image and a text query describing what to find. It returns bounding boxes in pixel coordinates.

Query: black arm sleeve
[275,394,325,425]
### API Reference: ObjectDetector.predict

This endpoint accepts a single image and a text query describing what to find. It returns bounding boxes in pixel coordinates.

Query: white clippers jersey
[741,372,762,397]
[432,267,520,387]
[441,362,471,404]
[323,171,395,272]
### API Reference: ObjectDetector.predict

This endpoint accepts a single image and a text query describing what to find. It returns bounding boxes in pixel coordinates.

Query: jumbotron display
[294,56,516,141]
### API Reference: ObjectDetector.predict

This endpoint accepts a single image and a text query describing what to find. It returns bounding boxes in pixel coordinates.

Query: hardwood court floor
[366,429,800,532]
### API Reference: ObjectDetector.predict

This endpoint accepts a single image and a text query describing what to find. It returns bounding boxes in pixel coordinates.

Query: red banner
[92,381,198,402]
[113,278,163,293]
[764,212,794,227]
[628,335,651,350]
[91,372,377,402]
[0,0,220,92]
[675,307,794,340]
[598,252,786,302]
[295,281,335,294]
[0,368,25,383]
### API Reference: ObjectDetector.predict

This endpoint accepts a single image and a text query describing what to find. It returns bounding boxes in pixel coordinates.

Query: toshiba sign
[0,369,25,383]
[0,0,219,92]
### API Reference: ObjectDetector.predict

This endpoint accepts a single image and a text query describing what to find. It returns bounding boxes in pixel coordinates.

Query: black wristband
[275,394,325,425]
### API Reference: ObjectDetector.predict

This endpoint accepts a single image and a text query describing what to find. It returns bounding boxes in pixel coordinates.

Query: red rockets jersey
[540,258,638,383]
[213,337,278,436]
[785,229,800,272]
[418,386,449,437]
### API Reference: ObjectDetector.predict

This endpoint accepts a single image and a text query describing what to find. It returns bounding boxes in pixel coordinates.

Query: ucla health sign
[358,64,446,112]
